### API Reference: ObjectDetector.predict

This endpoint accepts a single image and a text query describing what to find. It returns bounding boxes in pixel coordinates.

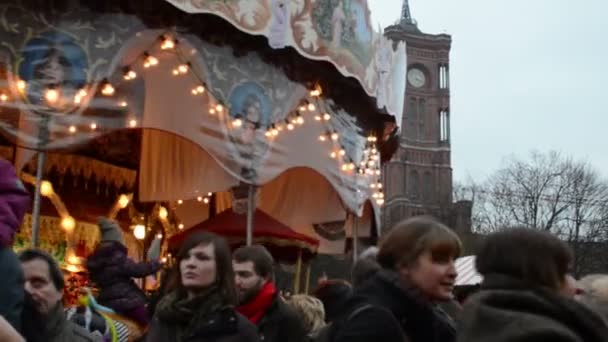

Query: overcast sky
[370,0,608,182]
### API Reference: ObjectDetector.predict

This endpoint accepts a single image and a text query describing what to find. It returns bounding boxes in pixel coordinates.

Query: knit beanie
[0,159,30,246]
[97,217,124,245]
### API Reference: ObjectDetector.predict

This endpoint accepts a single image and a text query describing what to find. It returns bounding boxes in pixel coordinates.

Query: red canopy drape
[168,209,319,263]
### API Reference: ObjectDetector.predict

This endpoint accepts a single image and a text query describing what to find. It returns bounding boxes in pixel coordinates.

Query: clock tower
[382,0,458,231]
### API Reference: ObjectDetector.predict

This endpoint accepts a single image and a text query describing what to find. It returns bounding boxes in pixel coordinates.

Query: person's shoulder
[69,320,104,342]
[233,311,260,340]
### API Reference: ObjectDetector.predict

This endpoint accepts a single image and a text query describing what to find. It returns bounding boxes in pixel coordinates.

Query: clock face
[407,68,426,88]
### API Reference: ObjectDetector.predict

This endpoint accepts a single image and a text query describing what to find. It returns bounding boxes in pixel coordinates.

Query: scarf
[156,286,226,341]
[237,281,277,324]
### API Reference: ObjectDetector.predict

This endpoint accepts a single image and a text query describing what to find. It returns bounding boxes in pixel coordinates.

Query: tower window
[423,171,433,201]
[439,64,449,89]
[409,170,420,199]
[439,108,450,142]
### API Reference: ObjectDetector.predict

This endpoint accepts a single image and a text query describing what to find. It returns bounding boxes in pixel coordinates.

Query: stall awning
[455,255,483,286]
[168,208,319,263]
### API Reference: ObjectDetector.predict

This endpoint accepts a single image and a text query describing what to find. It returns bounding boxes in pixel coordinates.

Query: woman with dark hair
[458,228,608,342]
[146,232,259,342]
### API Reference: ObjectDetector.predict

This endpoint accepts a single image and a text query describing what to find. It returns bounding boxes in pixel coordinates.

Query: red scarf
[237,281,277,324]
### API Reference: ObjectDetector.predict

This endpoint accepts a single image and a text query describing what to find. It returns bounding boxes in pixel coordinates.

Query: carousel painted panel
[164,0,406,120]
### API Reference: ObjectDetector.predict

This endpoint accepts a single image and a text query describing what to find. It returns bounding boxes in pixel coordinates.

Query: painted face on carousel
[180,243,217,293]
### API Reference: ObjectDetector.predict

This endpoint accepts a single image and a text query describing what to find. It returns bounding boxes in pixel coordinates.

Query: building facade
[382,1,470,234]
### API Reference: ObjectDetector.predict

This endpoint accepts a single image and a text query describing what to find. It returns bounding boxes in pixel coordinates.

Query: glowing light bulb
[196,85,205,93]
[207,192,213,197]
[341,164,349,171]
[296,116,304,125]
[0,94,8,102]
[159,206,168,219]
[134,225,146,240]
[376,198,385,206]
[307,103,315,111]
[203,197,210,204]
[272,127,279,136]
[287,123,295,130]
[129,119,137,128]
[119,101,128,107]
[299,105,307,112]
[101,81,115,96]
[232,118,243,128]
[265,130,273,138]
[323,113,331,121]
[61,216,76,231]
[90,123,97,130]
[319,135,327,142]
[178,64,188,74]
[339,149,346,156]
[331,132,339,141]
[314,115,322,121]
[69,125,77,133]
[215,104,223,112]
[172,69,180,76]
[45,87,59,104]
[156,233,163,239]
[123,69,137,80]
[40,181,53,196]
[178,223,184,230]
[118,194,130,209]
[209,108,216,115]
[197,196,203,202]
[160,36,175,50]
[330,152,337,159]
[143,53,158,68]
[177,199,183,205]
[17,80,26,92]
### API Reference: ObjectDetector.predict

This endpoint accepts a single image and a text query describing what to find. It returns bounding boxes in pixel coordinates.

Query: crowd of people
[2,158,608,341]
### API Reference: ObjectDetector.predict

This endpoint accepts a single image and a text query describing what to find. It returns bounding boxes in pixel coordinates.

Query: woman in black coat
[458,228,608,342]
[146,232,259,342]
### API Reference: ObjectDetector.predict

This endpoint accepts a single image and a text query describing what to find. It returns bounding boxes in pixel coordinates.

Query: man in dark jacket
[0,159,30,333]
[233,245,306,342]
[19,249,100,342]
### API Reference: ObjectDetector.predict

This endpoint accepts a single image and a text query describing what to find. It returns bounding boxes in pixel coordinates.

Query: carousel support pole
[246,184,255,246]
[304,262,311,294]
[293,249,303,294]
[31,152,47,248]
[352,213,359,263]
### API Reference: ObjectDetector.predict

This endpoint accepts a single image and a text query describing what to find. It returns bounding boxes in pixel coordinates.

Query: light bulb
[172,69,180,76]
[156,233,163,239]
[129,119,137,128]
[143,53,158,68]
[101,81,115,96]
[61,216,76,231]
[319,135,326,141]
[299,105,306,112]
[323,113,331,121]
[232,118,243,128]
[160,36,175,50]
[118,194,130,208]
[17,80,26,92]
[314,115,321,121]
[119,100,128,107]
[90,123,97,130]
[196,85,205,93]
[123,69,137,80]
[330,152,337,159]
[265,130,273,138]
[45,87,59,104]
[287,123,295,130]
[339,149,346,156]
[341,164,349,171]
[371,183,376,189]
[216,104,224,112]
[177,199,183,205]
[178,223,184,230]
[69,125,77,133]
[207,192,213,197]
[0,94,8,102]
[159,206,168,219]
[197,196,203,202]
[272,128,279,136]
[331,132,339,141]
[203,197,210,204]
[77,89,87,98]
[40,181,53,196]
[348,163,355,170]
[376,198,384,206]
[209,108,216,115]
[134,225,146,240]
[178,64,188,74]
[307,103,315,111]
[296,116,304,125]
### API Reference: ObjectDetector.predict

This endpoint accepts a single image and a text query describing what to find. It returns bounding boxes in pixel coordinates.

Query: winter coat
[0,159,29,332]
[146,289,260,342]
[457,273,608,342]
[332,269,457,342]
[86,241,161,313]
[0,246,24,333]
[22,301,100,342]
[257,294,307,342]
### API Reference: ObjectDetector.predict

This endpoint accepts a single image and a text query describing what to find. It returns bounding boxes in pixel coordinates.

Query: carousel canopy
[168,208,319,263]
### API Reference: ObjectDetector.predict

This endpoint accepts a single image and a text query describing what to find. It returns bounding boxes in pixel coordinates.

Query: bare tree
[465,151,608,275]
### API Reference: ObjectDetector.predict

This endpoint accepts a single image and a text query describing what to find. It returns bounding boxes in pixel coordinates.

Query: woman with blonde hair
[331,216,461,342]
[286,295,326,339]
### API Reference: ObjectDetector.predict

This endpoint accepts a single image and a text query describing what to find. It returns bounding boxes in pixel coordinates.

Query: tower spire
[400,0,415,26]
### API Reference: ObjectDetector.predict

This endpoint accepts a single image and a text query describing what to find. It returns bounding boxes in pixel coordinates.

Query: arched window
[423,171,433,201]
[409,170,420,199]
